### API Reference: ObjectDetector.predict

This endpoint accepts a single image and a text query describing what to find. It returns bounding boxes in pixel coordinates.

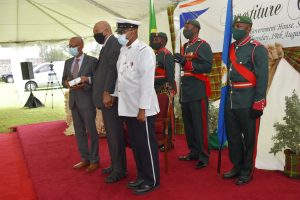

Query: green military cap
[153,32,168,39]
[233,16,253,25]
[185,20,201,29]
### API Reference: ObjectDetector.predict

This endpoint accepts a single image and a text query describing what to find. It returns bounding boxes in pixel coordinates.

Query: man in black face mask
[92,21,127,183]
[174,20,213,169]
[222,16,268,185]
[150,32,176,152]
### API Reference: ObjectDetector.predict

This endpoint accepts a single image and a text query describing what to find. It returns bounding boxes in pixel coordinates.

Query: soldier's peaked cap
[185,20,201,29]
[153,32,168,39]
[233,16,253,25]
[116,18,141,33]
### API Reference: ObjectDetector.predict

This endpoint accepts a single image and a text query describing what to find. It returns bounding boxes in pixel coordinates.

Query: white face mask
[69,47,79,57]
[117,34,129,46]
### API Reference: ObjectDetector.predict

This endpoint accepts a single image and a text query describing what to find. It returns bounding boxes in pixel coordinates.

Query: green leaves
[270,90,300,155]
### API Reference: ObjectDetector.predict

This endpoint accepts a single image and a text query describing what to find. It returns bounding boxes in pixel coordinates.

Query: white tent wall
[174,0,300,171]
[256,58,300,171]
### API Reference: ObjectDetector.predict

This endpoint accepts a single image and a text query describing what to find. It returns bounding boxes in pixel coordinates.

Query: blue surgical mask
[117,34,129,46]
[69,47,79,57]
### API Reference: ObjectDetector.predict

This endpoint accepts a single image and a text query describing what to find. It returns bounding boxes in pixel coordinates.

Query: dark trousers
[124,116,160,186]
[181,98,209,162]
[225,105,260,176]
[71,104,99,163]
[101,101,126,174]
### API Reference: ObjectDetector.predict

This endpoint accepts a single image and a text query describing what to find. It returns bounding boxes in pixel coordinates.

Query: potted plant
[270,90,300,178]
[207,102,226,149]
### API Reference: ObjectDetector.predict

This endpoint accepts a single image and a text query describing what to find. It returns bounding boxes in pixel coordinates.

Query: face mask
[232,28,247,41]
[94,33,106,44]
[69,47,79,57]
[117,34,129,46]
[150,42,162,50]
[183,29,194,39]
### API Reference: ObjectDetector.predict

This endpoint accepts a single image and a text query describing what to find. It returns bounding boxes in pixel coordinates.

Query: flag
[179,9,209,29]
[217,0,232,174]
[149,0,157,35]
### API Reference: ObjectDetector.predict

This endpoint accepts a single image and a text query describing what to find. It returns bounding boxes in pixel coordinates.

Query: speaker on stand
[21,62,44,108]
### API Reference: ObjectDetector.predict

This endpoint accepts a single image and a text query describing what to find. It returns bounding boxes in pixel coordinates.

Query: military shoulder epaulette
[159,48,171,55]
[250,40,262,46]
[138,40,148,51]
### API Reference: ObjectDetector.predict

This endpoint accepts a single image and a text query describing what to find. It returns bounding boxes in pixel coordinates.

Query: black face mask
[94,33,105,44]
[150,42,162,50]
[183,29,194,39]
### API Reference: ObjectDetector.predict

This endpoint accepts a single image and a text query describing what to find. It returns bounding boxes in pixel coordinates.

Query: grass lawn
[0,82,66,133]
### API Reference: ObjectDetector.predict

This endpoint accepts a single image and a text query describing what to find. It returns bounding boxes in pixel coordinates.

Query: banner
[174,0,300,52]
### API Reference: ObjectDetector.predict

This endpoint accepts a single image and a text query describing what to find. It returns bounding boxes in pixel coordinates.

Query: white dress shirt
[114,39,160,117]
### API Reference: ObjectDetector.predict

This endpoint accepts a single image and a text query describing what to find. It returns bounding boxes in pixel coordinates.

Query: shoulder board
[250,40,262,46]
[160,48,171,55]
[199,39,206,43]
[138,41,148,51]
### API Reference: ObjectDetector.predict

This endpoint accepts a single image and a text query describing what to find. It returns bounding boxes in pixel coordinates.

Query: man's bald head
[93,21,112,35]
[69,37,84,46]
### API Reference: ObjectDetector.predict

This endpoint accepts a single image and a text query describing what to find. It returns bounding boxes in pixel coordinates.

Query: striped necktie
[72,58,80,78]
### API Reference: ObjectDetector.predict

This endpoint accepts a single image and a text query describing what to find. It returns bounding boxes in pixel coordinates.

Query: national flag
[149,0,157,35]
[217,0,232,174]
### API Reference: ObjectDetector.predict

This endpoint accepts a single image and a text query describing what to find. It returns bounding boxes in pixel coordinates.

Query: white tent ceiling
[0,0,179,44]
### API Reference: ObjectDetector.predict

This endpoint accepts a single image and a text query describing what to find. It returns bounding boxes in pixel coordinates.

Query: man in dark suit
[93,21,127,183]
[62,37,99,173]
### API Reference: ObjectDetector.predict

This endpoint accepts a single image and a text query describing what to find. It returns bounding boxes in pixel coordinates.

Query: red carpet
[11,121,300,200]
[0,132,36,200]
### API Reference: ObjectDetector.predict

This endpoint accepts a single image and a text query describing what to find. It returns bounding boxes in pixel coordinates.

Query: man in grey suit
[93,21,127,183]
[62,37,99,173]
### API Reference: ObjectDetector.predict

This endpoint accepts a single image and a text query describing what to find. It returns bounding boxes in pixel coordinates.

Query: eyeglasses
[68,45,80,48]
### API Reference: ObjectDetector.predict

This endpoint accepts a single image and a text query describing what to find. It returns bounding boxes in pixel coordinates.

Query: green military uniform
[151,32,176,151]
[225,16,269,178]
[180,35,213,163]
[154,47,175,92]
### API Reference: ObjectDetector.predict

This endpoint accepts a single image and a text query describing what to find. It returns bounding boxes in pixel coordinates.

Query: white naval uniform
[114,38,160,187]
[114,39,160,117]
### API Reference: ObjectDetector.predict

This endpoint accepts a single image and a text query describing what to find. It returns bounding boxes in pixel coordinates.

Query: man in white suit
[113,18,160,195]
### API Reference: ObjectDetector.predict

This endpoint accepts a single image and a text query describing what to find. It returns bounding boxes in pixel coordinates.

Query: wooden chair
[123,89,174,172]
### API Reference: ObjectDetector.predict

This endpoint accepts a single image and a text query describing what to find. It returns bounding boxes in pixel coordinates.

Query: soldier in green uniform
[222,16,268,185]
[174,20,213,169]
[150,32,176,152]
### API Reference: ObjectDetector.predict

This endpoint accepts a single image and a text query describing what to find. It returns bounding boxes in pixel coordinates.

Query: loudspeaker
[20,62,34,80]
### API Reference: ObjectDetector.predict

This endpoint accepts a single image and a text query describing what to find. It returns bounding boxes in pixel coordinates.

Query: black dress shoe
[223,170,240,179]
[195,161,208,169]
[133,184,160,195]
[178,154,198,161]
[105,172,126,183]
[127,179,144,189]
[102,166,113,174]
[235,175,252,185]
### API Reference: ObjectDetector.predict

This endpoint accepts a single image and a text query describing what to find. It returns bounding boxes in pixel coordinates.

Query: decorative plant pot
[284,149,300,179]
[175,118,185,135]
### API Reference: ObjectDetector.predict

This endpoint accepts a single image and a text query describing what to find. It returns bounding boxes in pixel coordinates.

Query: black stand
[44,63,64,109]
[24,80,44,108]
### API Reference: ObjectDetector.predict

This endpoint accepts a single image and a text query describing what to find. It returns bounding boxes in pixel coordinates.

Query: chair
[123,89,174,172]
